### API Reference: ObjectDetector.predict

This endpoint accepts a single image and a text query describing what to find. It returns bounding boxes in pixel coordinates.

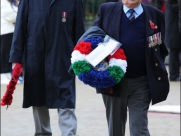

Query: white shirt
[123,4,143,19]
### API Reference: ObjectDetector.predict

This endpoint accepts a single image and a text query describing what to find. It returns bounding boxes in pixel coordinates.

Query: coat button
[155,63,158,66]
[155,48,157,51]
[158,77,161,80]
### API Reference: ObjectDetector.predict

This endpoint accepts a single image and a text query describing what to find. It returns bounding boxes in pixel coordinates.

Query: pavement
[1,67,180,136]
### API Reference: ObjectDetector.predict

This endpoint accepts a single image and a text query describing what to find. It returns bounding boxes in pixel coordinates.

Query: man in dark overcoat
[9,0,85,135]
[94,0,170,135]
[165,0,181,81]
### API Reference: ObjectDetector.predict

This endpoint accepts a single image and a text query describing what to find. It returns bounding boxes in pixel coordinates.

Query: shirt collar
[123,4,143,16]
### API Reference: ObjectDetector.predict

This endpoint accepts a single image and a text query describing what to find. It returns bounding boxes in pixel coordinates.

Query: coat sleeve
[9,0,28,63]
[73,0,85,45]
[93,4,103,27]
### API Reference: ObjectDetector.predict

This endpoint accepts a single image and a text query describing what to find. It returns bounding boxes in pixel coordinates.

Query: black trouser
[169,48,181,80]
[102,76,151,136]
[0,33,13,73]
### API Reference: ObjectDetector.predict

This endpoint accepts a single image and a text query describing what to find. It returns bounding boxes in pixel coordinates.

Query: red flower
[1,93,13,106]
[149,20,157,30]
[74,41,92,54]
[1,63,23,108]
[6,84,16,92]
[108,48,127,60]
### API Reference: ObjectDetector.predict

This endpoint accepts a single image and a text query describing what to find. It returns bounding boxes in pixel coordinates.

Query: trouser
[102,76,151,136]
[32,106,77,136]
[0,33,13,73]
[169,48,181,79]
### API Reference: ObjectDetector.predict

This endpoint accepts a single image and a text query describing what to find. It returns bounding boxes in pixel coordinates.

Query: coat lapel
[142,3,156,59]
[109,2,123,41]
[142,4,155,43]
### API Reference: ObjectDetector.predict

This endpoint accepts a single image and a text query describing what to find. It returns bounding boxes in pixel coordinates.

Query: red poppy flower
[149,20,158,30]
[108,48,127,60]
[74,41,92,54]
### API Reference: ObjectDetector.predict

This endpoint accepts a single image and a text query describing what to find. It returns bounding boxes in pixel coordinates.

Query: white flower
[71,50,86,64]
[109,58,127,73]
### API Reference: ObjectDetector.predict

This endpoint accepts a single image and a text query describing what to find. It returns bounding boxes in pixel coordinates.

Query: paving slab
[1,76,180,136]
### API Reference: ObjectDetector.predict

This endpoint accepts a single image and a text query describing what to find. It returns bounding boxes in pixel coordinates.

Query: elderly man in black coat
[94,0,169,135]
[9,0,85,136]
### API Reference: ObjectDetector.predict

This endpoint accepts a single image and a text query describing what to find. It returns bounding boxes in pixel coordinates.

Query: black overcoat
[9,0,85,108]
[94,2,169,105]
[165,2,180,49]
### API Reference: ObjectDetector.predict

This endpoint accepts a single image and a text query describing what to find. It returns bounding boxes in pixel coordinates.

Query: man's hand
[12,63,16,69]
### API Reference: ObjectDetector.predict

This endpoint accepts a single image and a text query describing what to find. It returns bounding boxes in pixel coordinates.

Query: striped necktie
[128,9,135,21]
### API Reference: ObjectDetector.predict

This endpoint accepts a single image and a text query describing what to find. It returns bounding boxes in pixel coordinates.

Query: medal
[148,32,162,47]
[157,32,162,45]
[156,33,159,39]
[149,42,155,48]
[154,34,157,42]
[62,12,67,22]
[152,35,155,43]
[158,39,162,45]
[150,36,153,43]
[148,36,153,47]
[62,18,66,22]
[159,32,161,38]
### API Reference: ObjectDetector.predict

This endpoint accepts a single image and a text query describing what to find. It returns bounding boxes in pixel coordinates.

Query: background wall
[83,0,166,29]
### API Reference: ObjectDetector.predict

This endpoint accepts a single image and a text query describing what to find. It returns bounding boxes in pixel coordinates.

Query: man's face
[122,0,142,9]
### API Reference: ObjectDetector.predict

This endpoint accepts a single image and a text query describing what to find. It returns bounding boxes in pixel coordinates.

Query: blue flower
[78,69,116,88]
[84,37,104,50]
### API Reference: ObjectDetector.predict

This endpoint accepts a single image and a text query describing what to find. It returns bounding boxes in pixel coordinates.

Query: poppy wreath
[71,36,127,88]
[1,63,23,108]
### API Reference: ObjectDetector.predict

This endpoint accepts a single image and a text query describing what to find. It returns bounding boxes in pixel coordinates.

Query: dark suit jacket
[94,2,169,105]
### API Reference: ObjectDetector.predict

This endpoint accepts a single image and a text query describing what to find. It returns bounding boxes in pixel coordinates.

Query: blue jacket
[94,2,169,105]
[9,0,85,108]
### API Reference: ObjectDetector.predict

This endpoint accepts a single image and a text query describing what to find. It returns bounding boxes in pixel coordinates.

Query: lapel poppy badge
[149,20,157,30]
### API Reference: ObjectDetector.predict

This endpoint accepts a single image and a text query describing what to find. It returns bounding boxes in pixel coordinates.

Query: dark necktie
[128,9,135,21]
